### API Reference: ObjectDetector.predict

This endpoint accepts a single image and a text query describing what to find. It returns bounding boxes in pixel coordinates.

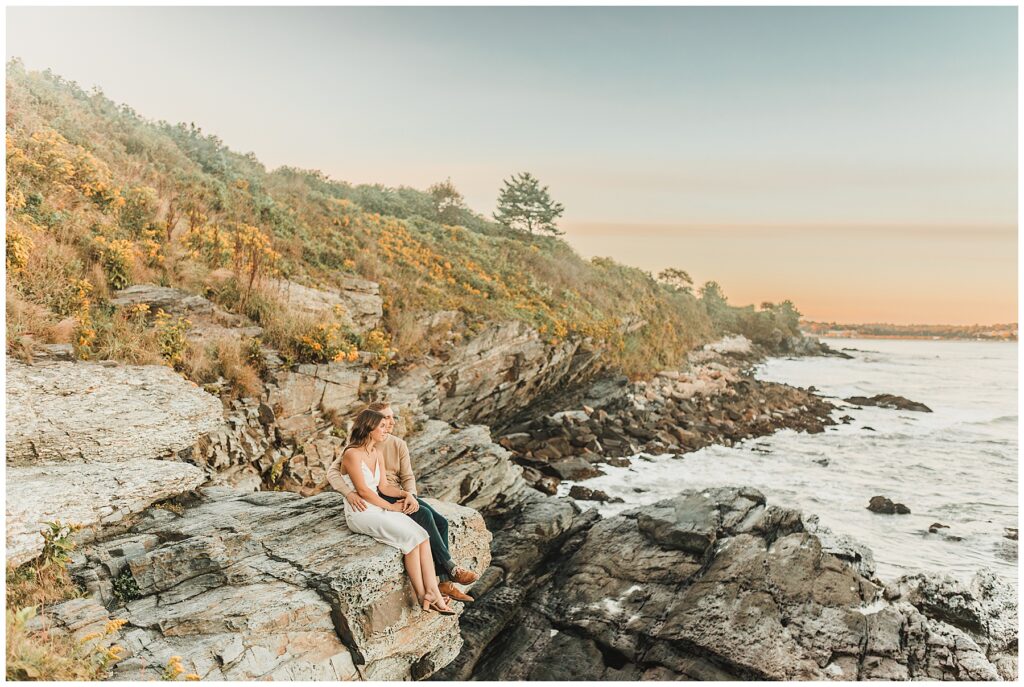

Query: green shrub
[111,568,142,604]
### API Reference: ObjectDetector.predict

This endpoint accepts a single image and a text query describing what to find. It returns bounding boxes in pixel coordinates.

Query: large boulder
[6,461,204,567]
[388,320,600,427]
[471,488,1017,681]
[69,488,491,681]
[5,358,222,565]
[885,569,1018,674]
[110,283,218,317]
[266,277,383,334]
[109,284,263,345]
[407,420,529,519]
[6,358,222,465]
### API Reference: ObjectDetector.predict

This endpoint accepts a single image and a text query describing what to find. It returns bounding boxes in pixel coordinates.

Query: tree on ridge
[493,172,565,236]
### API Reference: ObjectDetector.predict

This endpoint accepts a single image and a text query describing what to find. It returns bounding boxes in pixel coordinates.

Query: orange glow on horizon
[561,221,1017,326]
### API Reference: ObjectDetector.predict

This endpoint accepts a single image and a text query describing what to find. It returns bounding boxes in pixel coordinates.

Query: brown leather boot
[450,566,479,585]
[438,581,474,603]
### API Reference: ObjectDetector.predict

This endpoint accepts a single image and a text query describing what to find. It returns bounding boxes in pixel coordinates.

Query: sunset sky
[7,6,1017,325]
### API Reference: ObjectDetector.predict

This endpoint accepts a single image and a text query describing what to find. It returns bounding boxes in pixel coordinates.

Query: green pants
[378,492,455,582]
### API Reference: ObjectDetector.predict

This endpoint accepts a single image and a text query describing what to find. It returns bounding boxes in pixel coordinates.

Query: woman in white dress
[341,408,455,614]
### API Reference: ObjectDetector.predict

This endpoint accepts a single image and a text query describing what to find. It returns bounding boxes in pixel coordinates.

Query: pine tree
[493,172,565,235]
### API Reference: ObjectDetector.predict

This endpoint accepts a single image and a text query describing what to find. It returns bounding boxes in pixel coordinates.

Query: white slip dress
[341,459,429,555]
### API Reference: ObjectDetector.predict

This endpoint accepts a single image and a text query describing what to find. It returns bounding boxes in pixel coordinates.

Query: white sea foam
[559,338,1018,585]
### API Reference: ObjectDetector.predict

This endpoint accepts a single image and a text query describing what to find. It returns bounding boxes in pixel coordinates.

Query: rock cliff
[5,358,221,565]
[388,319,601,427]
[66,488,490,681]
[8,309,1015,682]
[459,488,1017,681]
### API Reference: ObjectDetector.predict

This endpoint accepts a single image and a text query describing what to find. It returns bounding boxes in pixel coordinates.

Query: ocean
[557,338,1018,584]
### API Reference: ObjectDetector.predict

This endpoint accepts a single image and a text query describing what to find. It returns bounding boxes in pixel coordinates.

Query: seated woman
[339,407,455,614]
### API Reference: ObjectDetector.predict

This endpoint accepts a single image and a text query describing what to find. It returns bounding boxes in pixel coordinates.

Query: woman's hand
[345,491,367,512]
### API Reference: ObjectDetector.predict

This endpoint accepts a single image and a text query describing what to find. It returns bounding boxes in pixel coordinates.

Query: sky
[6,6,1018,325]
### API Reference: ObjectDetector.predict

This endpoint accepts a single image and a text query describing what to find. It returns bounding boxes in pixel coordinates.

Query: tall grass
[8,59,795,383]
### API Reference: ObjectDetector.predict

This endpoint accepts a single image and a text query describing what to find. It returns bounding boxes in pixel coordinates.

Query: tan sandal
[422,593,456,615]
[428,599,456,615]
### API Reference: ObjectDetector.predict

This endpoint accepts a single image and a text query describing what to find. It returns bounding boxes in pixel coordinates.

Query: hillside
[6,60,806,386]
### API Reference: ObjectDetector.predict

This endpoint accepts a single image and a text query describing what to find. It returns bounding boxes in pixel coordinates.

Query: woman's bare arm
[342,450,399,510]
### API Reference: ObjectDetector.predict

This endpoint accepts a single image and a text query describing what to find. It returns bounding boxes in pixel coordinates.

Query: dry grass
[7,607,104,681]
[167,249,212,296]
[182,335,263,400]
[182,339,217,384]
[384,306,427,358]
[5,562,82,612]
[6,289,57,362]
[213,337,263,398]
[13,233,87,317]
[6,546,125,680]
[88,307,164,366]
[85,262,111,303]
[7,61,726,389]
[353,248,383,283]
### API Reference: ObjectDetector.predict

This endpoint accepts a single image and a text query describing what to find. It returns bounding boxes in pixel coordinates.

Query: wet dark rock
[547,456,603,481]
[884,569,1018,657]
[464,488,1015,681]
[568,485,621,503]
[495,348,836,483]
[929,522,949,533]
[844,394,932,413]
[868,496,911,515]
[535,476,560,495]
[1004,528,1018,541]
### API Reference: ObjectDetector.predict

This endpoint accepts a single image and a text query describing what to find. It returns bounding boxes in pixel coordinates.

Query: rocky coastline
[453,487,1017,681]
[495,338,837,496]
[5,283,1016,681]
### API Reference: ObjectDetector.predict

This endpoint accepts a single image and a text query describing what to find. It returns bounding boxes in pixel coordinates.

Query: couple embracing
[327,402,478,615]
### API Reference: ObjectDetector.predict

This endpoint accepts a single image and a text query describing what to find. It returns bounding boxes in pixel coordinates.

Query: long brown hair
[344,407,387,454]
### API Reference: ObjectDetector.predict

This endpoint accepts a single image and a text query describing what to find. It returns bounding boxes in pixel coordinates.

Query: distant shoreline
[802,321,1017,342]
[814,334,1018,342]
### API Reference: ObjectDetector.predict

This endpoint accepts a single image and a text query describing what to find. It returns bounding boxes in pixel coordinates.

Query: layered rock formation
[266,276,383,334]
[67,488,490,681]
[11,310,1013,682]
[5,358,222,565]
[192,353,389,494]
[460,488,1017,681]
[407,421,529,519]
[388,319,601,427]
[6,357,222,466]
[109,284,263,345]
